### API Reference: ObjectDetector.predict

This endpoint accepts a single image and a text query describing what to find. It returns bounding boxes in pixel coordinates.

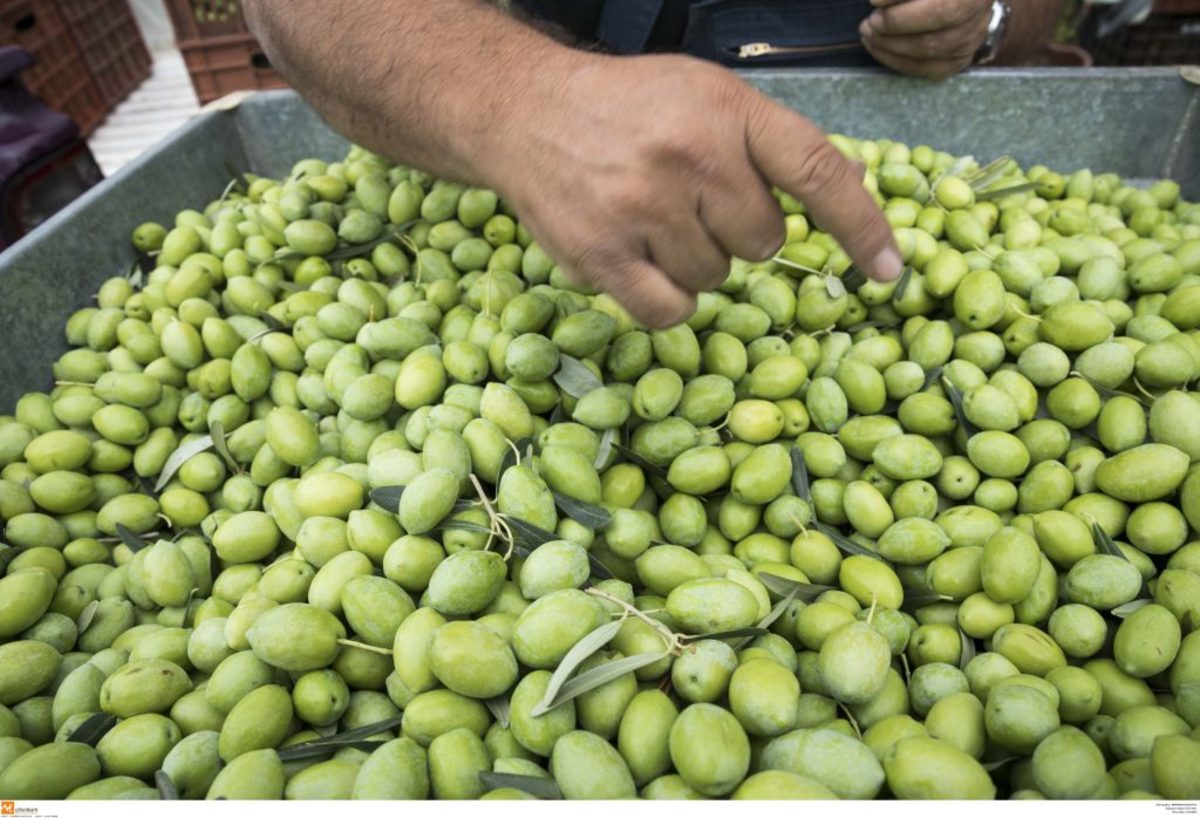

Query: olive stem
[840,704,863,741]
[468,472,505,555]
[336,638,393,656]
[584,587,685,655]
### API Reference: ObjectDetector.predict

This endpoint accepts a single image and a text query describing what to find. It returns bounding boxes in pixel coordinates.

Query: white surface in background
[128,0,175,52]
[87,49,201,177]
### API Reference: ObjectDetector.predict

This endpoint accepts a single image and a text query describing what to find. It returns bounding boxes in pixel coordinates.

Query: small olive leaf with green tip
[958,629,977,670]
[533,618,625,717]
[611,442,668,480]
[275,714,405,761]
[534,651,669,716]
[790,447,811,502]
[901,587,954,609]
[982,756,1020,773]
[155,770,179,800]
[940,377,979,438]
[369,485,475,515]
[594,428,615,470]
[1111,599,1152,619]
[68,712,118,747]
[256,312,286,332]
[965,155,1012,190]
[76,600,100,636]
[812,521,884,561]
[208,420,238,473]
[976,182,1040,202]
[1090,521,1129,562]
[553,354,603,399]
[478,772,562,800]
[755,571,835,601]
[552,491,611,530]
[115,523,149,553]
[154,434,215,492]
[484,695,511,729]
[893,266,915,301]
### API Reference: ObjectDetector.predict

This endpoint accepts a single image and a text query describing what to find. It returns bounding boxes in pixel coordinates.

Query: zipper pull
[737,42,776,58]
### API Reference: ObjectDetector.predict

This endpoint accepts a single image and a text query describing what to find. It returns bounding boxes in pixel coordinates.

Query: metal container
[0,67,1196,410]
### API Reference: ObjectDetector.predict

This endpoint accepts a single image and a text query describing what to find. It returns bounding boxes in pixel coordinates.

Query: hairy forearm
[999,0,1065,61]
[243,0,581,189]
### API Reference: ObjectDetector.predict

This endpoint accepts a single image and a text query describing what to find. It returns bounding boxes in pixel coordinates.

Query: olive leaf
[681,627,768,643]
[368,485,475,515]
[209,420,238,473]
[552,491,611,530]
[732,587,801,649]
[553,354,603,399]
[965,155,1013,191]
[0,546,20,570]
[920,365,943,393]
[825,274,848,299]
[76,599,100,635]
[940,376,979,438]
[839,267,866,293]
[275,714,405,761]
[1112,599,1152,618]
[257,312,286,332]
[790,447,811,502]
[958,629,977,670]
[501,516,553,557]
[982,756,1020,773]
[434,519,494,536]
[115,523,149,553]
[155,770,179,800]
[812,521,884,561]
[611,442,668,480]
[154,434,215,491]
[1074,372,1150,408]
[68,712,118,746]
[893,266,915,301]
[756,571,835,602]
[478,772,562,800]
[533,618,625,717]
[594,428,616,470]
[902,587,954,609]
[484,695,511,729]
[1091,521,1130,562]
[534,652,669,716]
[976,182,1039,202]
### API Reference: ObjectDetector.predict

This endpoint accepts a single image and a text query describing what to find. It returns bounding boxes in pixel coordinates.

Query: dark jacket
[518,0,878,66]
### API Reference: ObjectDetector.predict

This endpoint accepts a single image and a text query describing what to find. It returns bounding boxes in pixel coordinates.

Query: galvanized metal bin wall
[0,68,1196,411]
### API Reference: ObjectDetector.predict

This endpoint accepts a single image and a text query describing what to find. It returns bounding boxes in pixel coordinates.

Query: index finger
[744,98,901,283]
[866,0,983,35]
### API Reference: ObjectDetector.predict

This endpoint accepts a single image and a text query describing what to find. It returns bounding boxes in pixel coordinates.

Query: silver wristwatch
[974,0,1011,65]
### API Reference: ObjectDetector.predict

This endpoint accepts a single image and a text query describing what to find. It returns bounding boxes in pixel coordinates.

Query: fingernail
[871,247,903,282]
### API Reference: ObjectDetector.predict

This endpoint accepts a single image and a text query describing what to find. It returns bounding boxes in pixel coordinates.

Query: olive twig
[584,586,685,655]
[469,473,511,556]
[840,704,863,741]
[336,638,393,656]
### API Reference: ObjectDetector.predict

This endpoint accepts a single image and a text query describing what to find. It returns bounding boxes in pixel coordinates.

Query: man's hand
[245,0,901,328]
[859,0,993,79]
[493,55,901,328]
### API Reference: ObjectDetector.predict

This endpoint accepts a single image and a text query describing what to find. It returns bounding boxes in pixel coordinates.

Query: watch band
[974,0,1011,66]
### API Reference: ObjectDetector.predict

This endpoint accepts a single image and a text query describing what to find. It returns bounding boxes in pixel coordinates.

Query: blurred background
[0,0,1196,249]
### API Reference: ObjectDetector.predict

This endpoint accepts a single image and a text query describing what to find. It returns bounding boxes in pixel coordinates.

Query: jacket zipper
[734,41,863,59]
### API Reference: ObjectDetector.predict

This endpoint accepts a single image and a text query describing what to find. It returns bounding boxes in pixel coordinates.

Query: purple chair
[0,45,103,250]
